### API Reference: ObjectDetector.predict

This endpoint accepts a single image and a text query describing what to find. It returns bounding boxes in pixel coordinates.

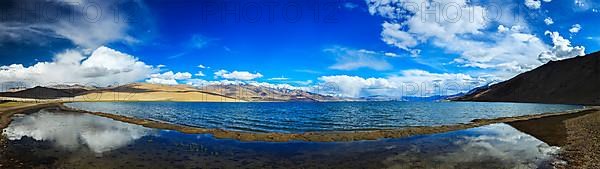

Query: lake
[65,102,582,133]
[0,110,561,168]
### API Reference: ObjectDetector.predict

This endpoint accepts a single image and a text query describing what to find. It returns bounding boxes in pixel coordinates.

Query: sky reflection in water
[1,110,560,168]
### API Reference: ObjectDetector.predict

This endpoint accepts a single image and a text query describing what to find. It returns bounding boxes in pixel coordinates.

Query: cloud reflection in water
[383,123,560,169]
[2,110,154,153]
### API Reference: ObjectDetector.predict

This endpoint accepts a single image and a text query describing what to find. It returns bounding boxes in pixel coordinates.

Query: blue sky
[0,0,599,97]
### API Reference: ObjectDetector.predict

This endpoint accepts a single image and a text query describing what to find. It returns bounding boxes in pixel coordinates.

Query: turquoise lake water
[64,101,582,133]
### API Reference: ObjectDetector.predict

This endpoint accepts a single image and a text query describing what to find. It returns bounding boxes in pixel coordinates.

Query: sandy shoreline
[560,109,600,168]
[500,108,600,168]
[1,102,598,168]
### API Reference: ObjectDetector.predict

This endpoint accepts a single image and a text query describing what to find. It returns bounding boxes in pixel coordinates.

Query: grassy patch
[0,101,32,109]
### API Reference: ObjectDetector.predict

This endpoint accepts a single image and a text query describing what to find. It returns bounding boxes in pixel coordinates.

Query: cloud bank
[0,46,155,87]
[318,69,494,97]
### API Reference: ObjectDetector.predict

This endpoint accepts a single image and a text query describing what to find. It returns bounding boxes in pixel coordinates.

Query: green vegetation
[0,101,34,109]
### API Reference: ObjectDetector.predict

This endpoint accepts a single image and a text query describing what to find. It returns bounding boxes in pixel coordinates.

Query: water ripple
[65,102,581,133]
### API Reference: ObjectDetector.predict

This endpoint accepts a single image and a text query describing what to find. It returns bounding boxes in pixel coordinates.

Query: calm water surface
[65,102,581,133]
[0,110,561,169]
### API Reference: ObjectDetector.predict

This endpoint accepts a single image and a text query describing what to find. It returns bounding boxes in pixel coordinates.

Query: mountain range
[0,83,347,102]
[4,50,600,104]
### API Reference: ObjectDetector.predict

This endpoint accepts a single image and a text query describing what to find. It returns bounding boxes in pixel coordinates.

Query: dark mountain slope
[0,86,88,99]
[455,51,600,105]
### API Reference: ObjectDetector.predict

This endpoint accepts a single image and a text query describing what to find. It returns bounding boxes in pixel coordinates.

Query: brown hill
[455,51,600,105]
[75,83,239,102]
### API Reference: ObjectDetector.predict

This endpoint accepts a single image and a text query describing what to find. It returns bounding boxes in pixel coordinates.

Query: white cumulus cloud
[544,17,554,25]
[538,31,586,62]
[0,46,155,87]
[569,24,582,33]
[214,70,263,81]
[145,71,192,85]
[497,25,510,33]
[525,0,542,9]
